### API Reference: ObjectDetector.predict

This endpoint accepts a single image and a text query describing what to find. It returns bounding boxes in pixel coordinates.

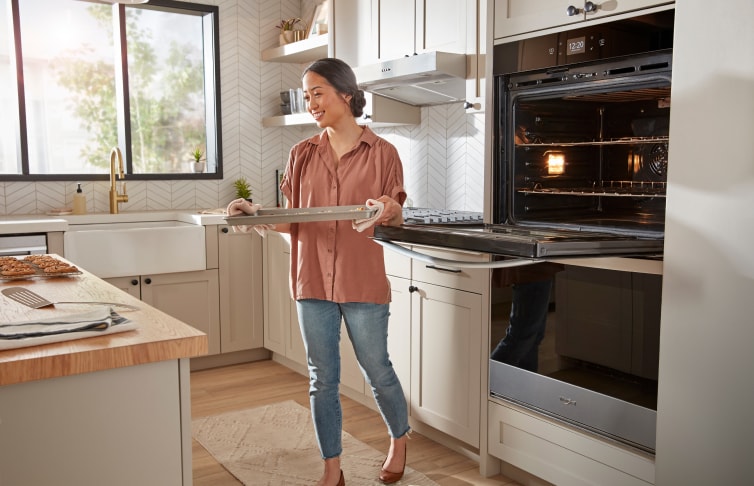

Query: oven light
[628,151,643,174]
[546,153,565,175]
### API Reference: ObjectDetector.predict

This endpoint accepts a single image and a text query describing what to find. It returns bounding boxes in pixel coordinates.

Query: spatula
[2,287,139,311]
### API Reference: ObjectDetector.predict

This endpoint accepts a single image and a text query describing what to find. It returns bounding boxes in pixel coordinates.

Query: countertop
[0,258,208,387]
[0,209,229,235]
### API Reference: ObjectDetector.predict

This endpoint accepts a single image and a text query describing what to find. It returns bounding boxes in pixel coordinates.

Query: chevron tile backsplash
[0,0,484,216]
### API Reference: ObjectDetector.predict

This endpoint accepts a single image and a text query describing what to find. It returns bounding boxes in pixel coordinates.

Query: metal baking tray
[224,205,377,225]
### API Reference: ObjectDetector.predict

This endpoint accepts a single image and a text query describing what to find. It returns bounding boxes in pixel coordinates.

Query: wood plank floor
[191,359,520,485]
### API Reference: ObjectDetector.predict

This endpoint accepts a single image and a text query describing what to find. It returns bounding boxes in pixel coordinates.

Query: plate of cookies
[0,255,81,280]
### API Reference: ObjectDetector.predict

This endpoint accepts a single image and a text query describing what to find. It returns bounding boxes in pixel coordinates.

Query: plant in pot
[276,17,302,45]
[234,177,252,202]
[190,146,206,173]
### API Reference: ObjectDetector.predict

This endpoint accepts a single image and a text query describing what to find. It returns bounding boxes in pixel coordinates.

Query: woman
[276,58,409,486]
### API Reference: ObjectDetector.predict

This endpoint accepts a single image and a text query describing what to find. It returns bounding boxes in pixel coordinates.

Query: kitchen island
[0,260,207,486]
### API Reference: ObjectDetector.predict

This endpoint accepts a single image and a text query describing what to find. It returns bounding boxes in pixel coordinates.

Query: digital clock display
[567,36,586,55]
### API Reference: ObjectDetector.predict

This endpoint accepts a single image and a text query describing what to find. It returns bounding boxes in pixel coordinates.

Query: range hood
[353,52,468,107]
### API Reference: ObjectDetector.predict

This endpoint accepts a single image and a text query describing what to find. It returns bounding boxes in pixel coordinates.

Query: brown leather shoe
[336,469,345,486]
[379,457,405,484]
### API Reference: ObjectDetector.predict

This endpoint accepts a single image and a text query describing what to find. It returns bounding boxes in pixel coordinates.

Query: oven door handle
[374,239,538,269]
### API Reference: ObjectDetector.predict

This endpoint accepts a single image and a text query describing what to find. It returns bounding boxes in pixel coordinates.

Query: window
[0,0,221,180]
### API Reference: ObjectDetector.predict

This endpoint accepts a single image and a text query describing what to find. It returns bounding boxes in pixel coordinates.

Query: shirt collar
[309,126,378,148]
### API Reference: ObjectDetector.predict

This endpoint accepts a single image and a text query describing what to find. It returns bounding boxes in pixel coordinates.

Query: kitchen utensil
[2,287,139,311]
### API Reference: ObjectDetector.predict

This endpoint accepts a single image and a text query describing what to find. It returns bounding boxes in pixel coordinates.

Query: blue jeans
[490,280,552,372]
[296,299,410,459]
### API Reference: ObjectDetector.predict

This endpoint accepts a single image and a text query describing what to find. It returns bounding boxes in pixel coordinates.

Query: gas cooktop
[402,207,484,225]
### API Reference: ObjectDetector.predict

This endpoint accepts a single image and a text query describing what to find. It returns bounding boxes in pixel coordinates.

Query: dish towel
[225,198,274,237]
[0,308,135,350]
[352,199,385,232]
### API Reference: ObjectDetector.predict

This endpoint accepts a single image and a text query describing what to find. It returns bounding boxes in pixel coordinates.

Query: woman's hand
[375,196,404,227]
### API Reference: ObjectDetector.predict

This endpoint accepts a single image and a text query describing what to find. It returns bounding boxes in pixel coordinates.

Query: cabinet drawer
[384,243,411,279]
[411,245,489,293]
[488,400,655,485]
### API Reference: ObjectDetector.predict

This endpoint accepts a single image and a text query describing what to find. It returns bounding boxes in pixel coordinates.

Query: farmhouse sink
[63,219,206,279]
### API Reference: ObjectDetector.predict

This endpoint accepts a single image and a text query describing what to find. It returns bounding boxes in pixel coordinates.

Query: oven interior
[500,55,671,238]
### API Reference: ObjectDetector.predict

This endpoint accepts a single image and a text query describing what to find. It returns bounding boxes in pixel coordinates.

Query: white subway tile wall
[0,0,484,216]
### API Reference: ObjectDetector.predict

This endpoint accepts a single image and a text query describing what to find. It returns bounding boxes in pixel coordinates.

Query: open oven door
[372,223,663,271]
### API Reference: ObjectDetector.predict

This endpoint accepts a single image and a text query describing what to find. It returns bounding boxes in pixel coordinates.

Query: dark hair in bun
[303,58,366,118]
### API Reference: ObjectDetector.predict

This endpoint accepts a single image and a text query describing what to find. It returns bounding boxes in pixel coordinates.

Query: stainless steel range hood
[353,52,468,107]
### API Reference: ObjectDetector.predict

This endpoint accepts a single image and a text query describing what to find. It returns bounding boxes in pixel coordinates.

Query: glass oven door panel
[488,265,661,453]
[505,76,671,236]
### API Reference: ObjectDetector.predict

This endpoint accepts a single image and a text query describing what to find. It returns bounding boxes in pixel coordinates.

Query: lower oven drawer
[488,400,655,485]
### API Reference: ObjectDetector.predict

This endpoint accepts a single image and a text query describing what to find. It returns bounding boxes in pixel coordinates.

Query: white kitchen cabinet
[385,244,489,448]
[105,270,220,355]
[333,0,480,113]
[263,232,306,367]
[488,399,655,485]
[217,226,264,353]
[377,0,472,60]
[493,0,674,40]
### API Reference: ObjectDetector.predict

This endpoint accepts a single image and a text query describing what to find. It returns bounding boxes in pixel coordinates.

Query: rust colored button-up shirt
[280,127,406,304]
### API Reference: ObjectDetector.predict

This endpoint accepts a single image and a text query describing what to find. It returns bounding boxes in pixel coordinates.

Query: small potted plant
[276,17,302,45]
[234,177,252,201]
[190,146,206,173]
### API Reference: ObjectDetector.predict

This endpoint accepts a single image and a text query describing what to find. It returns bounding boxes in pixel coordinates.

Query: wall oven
[375,10,674,454]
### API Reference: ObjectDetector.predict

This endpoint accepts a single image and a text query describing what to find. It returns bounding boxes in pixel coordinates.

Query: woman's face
[303,71,352,128]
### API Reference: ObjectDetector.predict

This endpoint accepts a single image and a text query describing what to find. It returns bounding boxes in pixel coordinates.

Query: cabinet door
[141,270,221,355]
[218,227,263,353]
[387,275,411,403]
[494,0,673,40]
[378,0,417,59]
[419,0,470,54]
[104,275,142,299]
[263,233,306,366]
[378,0,470,59]
[410,281,482,447]
[263,233,289,356]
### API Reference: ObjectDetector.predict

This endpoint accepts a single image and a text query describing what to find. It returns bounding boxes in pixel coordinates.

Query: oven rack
[521,180,667,198]
[516,135,668,148]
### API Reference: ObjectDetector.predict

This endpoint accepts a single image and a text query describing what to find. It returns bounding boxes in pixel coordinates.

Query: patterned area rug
[192,400,439,485]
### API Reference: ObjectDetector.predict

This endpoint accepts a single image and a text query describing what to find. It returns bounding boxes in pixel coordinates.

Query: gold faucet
[109,147,129,214]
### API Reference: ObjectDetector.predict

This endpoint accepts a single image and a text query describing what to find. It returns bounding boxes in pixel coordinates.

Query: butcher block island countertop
[0,258,208,386]
[0,256,207,486]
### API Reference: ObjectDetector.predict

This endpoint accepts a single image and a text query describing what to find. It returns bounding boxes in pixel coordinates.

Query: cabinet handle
[130,279,139,286]
[566,5,580,16]
[584,1,597,13]
[144,277,152,285]
[425,264,462,274]
[222,227,229,233]
[408,285,419,293]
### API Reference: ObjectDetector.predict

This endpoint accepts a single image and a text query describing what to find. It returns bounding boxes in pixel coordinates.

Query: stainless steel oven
[374,11,674,454]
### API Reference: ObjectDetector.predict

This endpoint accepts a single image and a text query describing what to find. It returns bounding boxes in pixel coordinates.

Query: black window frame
[1,0,223,182]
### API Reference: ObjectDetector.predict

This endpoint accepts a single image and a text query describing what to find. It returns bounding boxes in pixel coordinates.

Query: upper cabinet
[494,0,675,40]
[378,0,472,60]
[333,0,484,112]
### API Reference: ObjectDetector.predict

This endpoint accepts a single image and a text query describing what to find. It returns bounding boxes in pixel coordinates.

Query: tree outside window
[0,0,221,179]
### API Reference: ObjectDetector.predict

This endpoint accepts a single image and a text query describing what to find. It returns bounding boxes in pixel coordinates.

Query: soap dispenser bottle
[72,183,87,215]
